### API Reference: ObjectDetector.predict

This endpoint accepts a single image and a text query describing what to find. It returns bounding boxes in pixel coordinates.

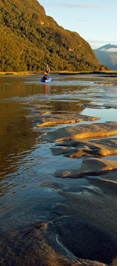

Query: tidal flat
[0,73,117,265]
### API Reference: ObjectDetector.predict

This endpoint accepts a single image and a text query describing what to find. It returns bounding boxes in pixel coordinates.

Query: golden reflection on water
[0,77,42,180]
[0,100,38,175]
[0,75,117,193]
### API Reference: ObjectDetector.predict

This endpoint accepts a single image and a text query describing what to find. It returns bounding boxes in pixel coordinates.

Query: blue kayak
[41,75,51,82]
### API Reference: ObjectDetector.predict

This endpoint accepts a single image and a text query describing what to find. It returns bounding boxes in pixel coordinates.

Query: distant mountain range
[94,44,117,70]
[0,0,105,72]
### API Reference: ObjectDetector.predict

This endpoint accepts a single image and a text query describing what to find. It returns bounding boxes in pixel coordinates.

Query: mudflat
[0,73,117,266]
[39,111,117,265]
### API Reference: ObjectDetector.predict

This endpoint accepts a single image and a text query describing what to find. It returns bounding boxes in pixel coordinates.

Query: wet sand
[43,121,117,142]
[37,111,117,265]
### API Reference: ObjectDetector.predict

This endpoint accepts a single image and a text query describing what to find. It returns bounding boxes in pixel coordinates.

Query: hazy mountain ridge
[0,0,105,72]
[94,44,117,70]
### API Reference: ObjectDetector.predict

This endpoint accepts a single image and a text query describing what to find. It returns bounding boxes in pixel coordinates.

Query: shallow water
[0,73,117,265]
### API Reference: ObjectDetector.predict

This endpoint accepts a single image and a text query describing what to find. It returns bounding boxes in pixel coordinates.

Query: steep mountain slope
[0,0,104,72]
[94,44,117,70]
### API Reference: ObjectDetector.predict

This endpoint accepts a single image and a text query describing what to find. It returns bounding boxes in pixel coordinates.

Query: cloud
[67,3,100,8]
[101,48,117,52]
[42,2,100,9]
[88,40,117,49]
[76,19,88,22]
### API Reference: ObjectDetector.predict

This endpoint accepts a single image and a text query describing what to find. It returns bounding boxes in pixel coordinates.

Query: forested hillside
[0,0,105,72]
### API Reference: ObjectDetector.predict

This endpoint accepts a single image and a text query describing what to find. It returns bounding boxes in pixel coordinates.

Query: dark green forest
[0,0,106,72]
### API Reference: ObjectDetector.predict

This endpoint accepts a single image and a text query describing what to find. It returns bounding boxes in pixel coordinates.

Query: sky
[38,0,117,49]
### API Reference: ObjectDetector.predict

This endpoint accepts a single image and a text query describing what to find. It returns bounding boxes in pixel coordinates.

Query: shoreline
[0,70,117,77]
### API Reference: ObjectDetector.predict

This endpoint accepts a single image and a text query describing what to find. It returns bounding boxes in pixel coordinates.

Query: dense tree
[0,0,106,72]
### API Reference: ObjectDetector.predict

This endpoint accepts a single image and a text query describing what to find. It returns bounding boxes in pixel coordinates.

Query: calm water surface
[0,73,117,264]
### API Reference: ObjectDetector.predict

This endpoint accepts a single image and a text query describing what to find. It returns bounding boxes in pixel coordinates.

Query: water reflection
[82,108,117,122]
[0,74,117,188]
[44,83,51,94]
[0,100,39,178]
